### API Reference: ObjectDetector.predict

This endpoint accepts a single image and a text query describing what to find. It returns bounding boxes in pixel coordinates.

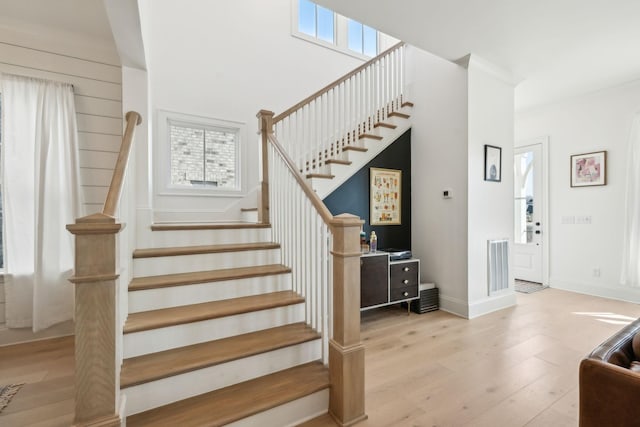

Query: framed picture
[484,144,502,182]
[570,151,606,187]
[370,167,401,225]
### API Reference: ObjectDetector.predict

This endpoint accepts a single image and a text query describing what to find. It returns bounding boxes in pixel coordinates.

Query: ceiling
[316,0,640,111]
[0,0,115,45]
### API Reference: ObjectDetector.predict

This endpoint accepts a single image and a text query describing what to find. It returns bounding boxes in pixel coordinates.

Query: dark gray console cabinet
[360,253,420,311]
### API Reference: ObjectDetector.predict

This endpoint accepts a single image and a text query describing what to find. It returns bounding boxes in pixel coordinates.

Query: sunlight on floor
[572,311,637,325]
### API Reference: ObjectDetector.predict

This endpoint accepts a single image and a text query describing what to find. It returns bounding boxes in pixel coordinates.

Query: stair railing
[67,111,142,427]
[258,110,366,425]
[273,42,405,174]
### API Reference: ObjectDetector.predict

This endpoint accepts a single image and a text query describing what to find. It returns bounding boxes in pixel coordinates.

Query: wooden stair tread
[388,111,410,119]
[124,291,304,334]
[306,173,334,179]
[343,146,368,152]
[129,264,291,291]
[325,159,351,166]
[133,242,279,259]
[358,133,383,140]
[126,361,329,427]
[401,101,414,108]
[151,223,270,231]
[121,323,320,388]
[374,121,397,129]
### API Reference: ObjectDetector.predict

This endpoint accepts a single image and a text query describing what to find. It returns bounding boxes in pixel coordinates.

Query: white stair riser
[123,340,321,416]
[240,210,259,223]
[229,389,328,427]
[141,228,272,249]
[123,304,305,358]
[133,249,281,276]
[128,274,292,313]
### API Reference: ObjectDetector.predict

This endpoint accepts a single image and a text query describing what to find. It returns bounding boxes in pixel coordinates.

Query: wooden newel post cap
[330,213,364,228]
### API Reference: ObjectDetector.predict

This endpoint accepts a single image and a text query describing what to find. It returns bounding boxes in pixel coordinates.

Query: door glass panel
[514,150,534,244]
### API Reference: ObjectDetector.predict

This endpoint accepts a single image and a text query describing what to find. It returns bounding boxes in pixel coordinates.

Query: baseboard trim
[0,320,74,347]
[438,294,469,318]
[549,278,640,304]
[467,291,516,319]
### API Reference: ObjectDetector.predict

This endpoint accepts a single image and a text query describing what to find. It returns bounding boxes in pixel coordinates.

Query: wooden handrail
[267,134,334,225]
[273,42,405,123]
[103,111,142,217]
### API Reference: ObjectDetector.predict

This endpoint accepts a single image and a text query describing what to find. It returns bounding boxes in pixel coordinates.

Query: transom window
[293,0,397,59]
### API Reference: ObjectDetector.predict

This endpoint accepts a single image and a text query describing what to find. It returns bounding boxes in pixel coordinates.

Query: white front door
[513,144,543,283]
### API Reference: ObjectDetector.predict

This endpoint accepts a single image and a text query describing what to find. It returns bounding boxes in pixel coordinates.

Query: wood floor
[2,288,640,427]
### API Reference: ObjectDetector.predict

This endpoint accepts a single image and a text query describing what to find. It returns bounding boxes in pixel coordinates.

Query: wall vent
[488,239,509,295]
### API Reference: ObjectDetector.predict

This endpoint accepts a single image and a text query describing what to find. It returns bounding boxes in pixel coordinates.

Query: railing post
[329,213,367,426]
[257,110,274,224]
[66,213,123,427]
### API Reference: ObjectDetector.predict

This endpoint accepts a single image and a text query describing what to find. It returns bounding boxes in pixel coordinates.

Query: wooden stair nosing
[306,173,334,180]
[126,361,329,427]
[123,291,304,334]
[133,242,280,259]
[120,322,320,388]
[342,146,368,153]
[240,207,258,212]
[151,223,270,231]
[388,111,410,119]
[401,101,414,108]
[357,133,383,140]
[129,264,292,292]
[374,121,397,129]
[325,159,351,166]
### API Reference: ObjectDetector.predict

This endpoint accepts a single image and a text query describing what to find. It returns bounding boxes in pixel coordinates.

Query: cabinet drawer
[389,261,419,289]
[390,285,418,302]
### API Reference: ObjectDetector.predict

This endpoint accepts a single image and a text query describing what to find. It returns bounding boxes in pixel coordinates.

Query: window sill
[292,32,372,62]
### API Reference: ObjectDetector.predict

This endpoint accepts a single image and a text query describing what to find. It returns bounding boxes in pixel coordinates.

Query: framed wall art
[484,144,502,182]
[570,151,606,187]
[370,167,401,225]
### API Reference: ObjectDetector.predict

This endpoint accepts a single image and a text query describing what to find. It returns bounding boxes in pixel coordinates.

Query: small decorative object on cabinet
[360,252,420,312]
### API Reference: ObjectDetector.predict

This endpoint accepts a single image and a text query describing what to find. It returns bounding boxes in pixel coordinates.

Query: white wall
[140,0,371,222]
[406,46,470,315]
[466,57,516,318]
[0,22,120,335]
[516,79,640,302]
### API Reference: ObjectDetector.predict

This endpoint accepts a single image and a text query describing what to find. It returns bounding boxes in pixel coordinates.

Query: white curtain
[1,74,81,331]
[621,113,640,287]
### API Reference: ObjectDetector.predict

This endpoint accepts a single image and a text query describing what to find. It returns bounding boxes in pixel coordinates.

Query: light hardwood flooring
[2,289,640,427]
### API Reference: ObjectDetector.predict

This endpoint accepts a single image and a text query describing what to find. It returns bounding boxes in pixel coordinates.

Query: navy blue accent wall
[323,129,411,250]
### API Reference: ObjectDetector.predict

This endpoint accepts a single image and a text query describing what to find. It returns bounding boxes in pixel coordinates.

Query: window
[169,122,239,189]
[156,110,245,197]
[294,0,392,59]
[347,19,377,57]
[298,0,334,44]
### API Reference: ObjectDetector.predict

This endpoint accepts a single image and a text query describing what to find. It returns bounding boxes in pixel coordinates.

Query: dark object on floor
[514,279,547,294]
[579,317,640,427]
[410,287,439,314]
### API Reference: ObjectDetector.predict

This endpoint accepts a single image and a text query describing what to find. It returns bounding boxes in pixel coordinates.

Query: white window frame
[291,0,381,61]
[155,109,246,198]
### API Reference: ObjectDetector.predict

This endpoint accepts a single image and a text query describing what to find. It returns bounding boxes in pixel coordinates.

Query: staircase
[119,223,329,425]
[69,42,408,427]
[305,101,413,199]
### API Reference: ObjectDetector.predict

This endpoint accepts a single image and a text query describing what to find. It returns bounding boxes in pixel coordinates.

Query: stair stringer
[309,110,412,199]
